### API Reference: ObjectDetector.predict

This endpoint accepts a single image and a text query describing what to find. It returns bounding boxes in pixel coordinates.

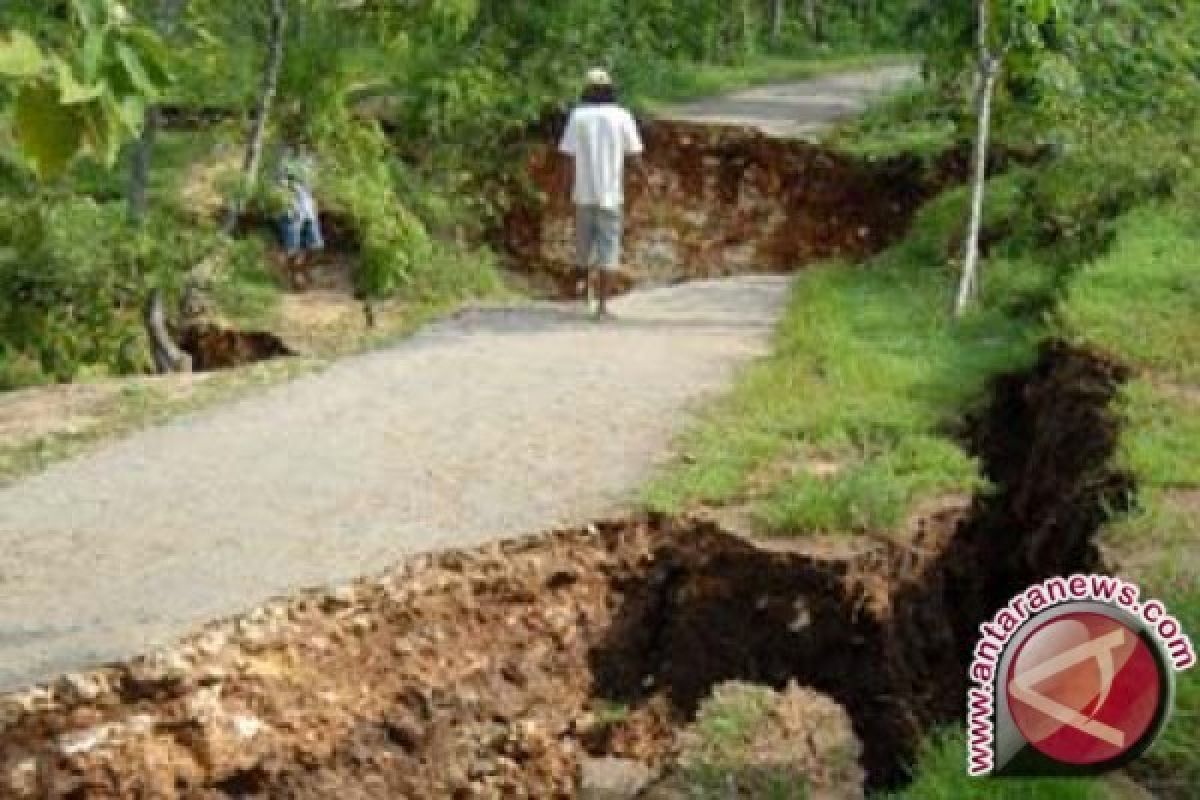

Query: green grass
[676,683,813,800]
[1057,202,1200,797]
[828,83,960,160]
[1058,205,1200,384]
[643,181,1040,535]
[628,53,914,114]
[1116,381,1200,490]
[885,730,1114,800]
[1134,582,1200,799]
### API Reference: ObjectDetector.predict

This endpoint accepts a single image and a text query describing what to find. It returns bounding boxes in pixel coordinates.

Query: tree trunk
[133,0,188,372]
[804,0,821,41]
[769,0,785,46]
[127,108,158,224]
[956,0,1000,317]
[222,0,288,235]
[128,0,185,224]
[144,289,193,374]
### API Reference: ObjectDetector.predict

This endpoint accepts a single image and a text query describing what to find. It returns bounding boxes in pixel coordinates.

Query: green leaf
[121,28,172,86]
[54,58,105,104]
[13,82,85,178]
[80,27,107,81]
[81,98,122,166]
[115,92,144,131]
[114,41,159,96]
[0,30,46,77]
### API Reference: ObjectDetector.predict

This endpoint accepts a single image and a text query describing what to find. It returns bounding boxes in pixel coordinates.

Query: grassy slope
[643,176,1040,536]
[644,171,1199,798]
[1059,205,1200,798]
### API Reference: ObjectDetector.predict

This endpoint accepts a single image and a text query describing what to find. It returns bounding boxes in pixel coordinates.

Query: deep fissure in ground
[0,340,1132,797]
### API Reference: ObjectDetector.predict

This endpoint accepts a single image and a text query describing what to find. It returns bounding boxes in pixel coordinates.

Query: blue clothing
[277,185,323,255]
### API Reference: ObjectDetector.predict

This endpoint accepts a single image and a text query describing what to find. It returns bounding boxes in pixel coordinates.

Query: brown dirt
[501,119,1030,296]
[177,324,296,373]
[0,515,941,798]
[504,121,928,293]
[0,341,1134,798]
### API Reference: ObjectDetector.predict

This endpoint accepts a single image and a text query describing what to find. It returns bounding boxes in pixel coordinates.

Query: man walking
[559,68,644,318]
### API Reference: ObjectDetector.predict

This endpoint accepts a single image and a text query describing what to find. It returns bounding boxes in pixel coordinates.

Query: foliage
[644,178,1040,533]
[0,197,265,387]
[0,0,170,177]
[886,728,1112,799]
[1057,205,1200,383]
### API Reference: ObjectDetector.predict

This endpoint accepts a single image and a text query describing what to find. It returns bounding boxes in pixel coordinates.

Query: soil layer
[0,342,1132,798]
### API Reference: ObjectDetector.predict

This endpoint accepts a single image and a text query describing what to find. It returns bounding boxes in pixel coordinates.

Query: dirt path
[658,63,919,138]
[0,278,788,690]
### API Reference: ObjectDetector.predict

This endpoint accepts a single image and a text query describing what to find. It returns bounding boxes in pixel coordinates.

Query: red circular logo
[1006,612,1163,766]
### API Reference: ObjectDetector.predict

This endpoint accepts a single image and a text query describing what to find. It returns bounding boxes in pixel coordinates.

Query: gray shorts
[575,205,623,271]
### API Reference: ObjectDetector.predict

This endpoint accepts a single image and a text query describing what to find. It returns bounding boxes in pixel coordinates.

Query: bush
[0,197,266,386]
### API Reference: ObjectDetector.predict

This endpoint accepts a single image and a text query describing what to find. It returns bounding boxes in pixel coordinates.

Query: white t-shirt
[559,104,644,210]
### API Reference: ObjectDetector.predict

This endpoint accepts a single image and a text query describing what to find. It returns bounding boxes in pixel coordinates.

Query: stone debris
[579,756,656,799]
[0,511,985,797]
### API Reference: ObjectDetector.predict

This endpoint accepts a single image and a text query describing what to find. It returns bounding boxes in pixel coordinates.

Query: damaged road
[0,341,1134,797]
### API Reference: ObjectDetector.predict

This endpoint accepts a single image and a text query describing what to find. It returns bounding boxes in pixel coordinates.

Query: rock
[55,672,106,704]
[126,713,157,735]
[6,759,38,798]
[193,629,229,657]
[232,713,265,740]
[579,756,654,799]
[57,723,119,755]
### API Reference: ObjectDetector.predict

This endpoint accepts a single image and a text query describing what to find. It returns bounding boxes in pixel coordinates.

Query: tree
[128,0,186,224]
[912,0,1066,316]
[955,0,1002,316]
[222,0,288,234]
[0,0,170,178]
[769,0,785,47]
[804,0,822,42]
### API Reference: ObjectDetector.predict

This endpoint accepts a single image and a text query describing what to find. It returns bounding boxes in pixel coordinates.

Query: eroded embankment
[0,342,1131,798]
[502,119,1003,294]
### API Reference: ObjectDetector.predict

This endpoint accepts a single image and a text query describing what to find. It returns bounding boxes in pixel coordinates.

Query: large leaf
[0,31,46,78]
[13,82,85,178]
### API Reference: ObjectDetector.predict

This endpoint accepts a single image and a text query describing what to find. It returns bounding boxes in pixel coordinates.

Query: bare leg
[595,269,611,317]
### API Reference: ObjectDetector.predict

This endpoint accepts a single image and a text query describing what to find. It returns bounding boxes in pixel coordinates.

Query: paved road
[0,65,915,690]
[0,278,789,689]
[659,63,919,139]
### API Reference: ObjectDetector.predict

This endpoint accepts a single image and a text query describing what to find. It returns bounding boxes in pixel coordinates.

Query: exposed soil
[501,118,1028,296]
[0,341,1133,798]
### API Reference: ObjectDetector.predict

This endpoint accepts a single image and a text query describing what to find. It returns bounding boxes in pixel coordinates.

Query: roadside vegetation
[0,1,915,480]
[2,1,1198,797]
[646,3,1199,796]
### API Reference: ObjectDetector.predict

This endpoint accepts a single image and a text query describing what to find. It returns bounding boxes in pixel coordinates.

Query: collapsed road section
[0,341,1132,798]
[501,119,1009,294]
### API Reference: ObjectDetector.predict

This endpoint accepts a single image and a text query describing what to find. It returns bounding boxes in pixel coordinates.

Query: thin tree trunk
[133,0,188,372]
[144,289,193,373]
[769,0,785,46]
[804,0,821,41]
[222,0,288,235]
[128,0,185,224]
[128,108,158,224]
[956,0,1000,317]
